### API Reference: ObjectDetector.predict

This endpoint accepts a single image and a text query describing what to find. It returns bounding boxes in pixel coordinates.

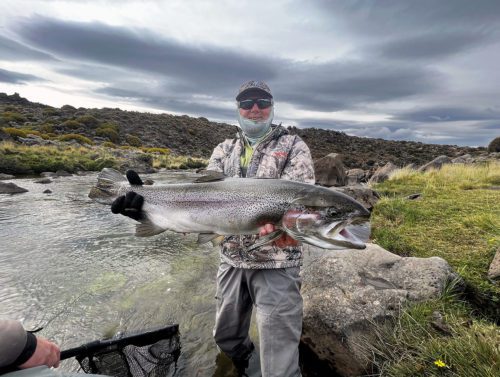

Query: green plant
[2,127,27,138]
[61,120,83,129]
[96,127,119,143]
[102,141,117,148]
[141,147,170,155]
[42,107,61,116]
[58,134,94,145]
[39,123,54,133]
[76,115,100,128]
[126,134,142,147]
[1,112,26,123]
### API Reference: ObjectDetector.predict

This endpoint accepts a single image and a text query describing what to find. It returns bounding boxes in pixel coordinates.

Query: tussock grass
[368,162,499,376]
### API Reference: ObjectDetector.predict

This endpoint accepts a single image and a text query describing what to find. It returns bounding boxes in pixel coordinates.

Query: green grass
[368,162,500,375]
[362,284,500,377]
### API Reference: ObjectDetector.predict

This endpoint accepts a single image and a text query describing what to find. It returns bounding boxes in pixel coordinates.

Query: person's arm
[260,136,316,246]
[206,142,227,173]
[0,320,60,370]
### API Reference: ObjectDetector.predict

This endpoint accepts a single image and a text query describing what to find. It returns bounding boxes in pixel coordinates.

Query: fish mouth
[318,217,370,249]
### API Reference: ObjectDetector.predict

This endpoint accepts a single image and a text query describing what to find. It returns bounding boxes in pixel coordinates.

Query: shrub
[126,134,142,147]
[179,157,207,169]
[487,136,500,153]
[100,122,120,132]
[76,115,100,128]
[141,147,170,155]
[61,120,83,129]
[102,141,117,149]
[2,127,27,138]
[2,112,26,123]
[61,104,76,111]
[42,107,60,116]
[39,123,54,133]
[96,127,119,143]
[58,134,94,145]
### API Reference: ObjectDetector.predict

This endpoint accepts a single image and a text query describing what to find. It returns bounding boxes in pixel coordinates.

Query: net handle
[60,324,179,361]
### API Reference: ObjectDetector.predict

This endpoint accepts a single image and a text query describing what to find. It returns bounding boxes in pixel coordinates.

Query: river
[0,171,328,377]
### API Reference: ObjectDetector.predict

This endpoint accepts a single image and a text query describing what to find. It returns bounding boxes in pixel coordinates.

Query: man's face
[238,93,273,121]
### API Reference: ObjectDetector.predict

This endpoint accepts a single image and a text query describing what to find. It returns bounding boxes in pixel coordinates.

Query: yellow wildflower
[434,359,447,368]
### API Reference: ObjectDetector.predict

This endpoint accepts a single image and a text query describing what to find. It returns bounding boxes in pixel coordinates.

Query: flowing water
[0,171,332,377]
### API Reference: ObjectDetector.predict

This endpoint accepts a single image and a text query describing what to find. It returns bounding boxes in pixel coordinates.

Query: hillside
[0,92,485,169]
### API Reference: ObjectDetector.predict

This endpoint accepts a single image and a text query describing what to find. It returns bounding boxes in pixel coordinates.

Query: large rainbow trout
[89,168,371,250]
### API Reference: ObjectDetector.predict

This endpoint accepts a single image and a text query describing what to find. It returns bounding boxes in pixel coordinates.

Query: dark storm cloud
[14,16,278,97]
[394,107,500,123]
[0,68,44,84]
[379,32,492,60]
[0,35,55,61]
[12,16,441,114]
[96,86,237,120]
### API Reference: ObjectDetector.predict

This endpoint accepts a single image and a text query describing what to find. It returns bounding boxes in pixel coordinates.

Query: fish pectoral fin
[244,230,284,253]
[194,170,226,183]
[135,220,166,237]
[197,233,224,246]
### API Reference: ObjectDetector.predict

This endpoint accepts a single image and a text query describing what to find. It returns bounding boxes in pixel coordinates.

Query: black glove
[111,191,145,221]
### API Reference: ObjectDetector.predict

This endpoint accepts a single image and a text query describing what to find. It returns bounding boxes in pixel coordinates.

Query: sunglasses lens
[256,99,272,109]
[239,99,272,110]
[239,100,254,110]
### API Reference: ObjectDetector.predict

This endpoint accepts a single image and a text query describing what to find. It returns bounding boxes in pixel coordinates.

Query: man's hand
[19,336,60,369]
[259,224,299,248]
[111,192,145,221]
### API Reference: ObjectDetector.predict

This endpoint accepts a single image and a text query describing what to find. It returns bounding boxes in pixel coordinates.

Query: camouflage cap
[236,80,273,101]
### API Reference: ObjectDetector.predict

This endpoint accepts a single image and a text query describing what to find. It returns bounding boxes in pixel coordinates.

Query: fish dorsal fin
[135,219,166,237]
[194,170,226,183]
[126,170,144,186]
[197,233,224,246]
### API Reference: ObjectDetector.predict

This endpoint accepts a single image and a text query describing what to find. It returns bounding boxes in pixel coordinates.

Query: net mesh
[76,335,180,377]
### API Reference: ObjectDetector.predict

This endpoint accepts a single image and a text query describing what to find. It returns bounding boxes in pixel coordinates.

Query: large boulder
[346,169,366,185]
[418,155,452,172]
[368,162,398,184]
[451,154,474,164]
[488,248,500,281]
[301,243,458,376]
[0,182,28,194]
[314,153,347,187]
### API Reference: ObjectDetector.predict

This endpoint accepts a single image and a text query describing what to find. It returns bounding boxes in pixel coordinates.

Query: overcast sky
[0,0,499,147]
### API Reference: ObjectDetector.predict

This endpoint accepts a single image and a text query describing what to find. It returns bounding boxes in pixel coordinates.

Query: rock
[405,193,422,200]
[34,178,52,184]
[0,173,15,180]
[331,185,380,211]
[417,155,452,172]
[314,153,347,187]
[0,182,28,194]
[143,179,155,185]
[368,162,398,184]
[346,169,366,185]
[301,243,458,376]
[55,170,72,177]
[43,189,52,194]
[451,154,473,164]
[40,172,58,178]
[487,248,500,281]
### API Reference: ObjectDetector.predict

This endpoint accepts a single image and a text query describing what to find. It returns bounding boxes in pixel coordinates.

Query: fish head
[282,196,371,249]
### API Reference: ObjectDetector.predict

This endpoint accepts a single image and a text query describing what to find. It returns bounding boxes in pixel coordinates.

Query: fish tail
[89,168,127,203]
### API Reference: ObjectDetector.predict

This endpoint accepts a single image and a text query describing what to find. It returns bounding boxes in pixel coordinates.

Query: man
[206,81,315,377]
[112,81,315,376]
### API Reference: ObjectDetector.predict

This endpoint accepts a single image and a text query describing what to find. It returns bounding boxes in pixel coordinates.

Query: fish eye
[326,208,338,217]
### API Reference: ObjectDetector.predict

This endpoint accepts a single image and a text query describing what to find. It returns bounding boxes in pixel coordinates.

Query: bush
[76,115,100,128]
[102,141,117,149]
[42,107,60,116]
[2,127,27,138]
[487,136,500,153]
[2,112,26,123]
[126,134,142,147]
[39,123,54,133]
[58,134,94,145]
[141,147,170,155]
[179,157,207,169]
[61,105,76,111]
[96,127,119,143]
[100,122,120,132]
[61,120,83,129]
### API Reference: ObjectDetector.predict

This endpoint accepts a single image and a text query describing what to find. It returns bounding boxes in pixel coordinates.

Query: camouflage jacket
[207,125,315,269]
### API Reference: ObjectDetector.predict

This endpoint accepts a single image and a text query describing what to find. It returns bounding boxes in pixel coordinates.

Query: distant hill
[0,92,484,170]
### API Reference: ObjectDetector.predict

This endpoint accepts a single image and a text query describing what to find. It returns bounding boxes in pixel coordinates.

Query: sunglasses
[238,98,273,110]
